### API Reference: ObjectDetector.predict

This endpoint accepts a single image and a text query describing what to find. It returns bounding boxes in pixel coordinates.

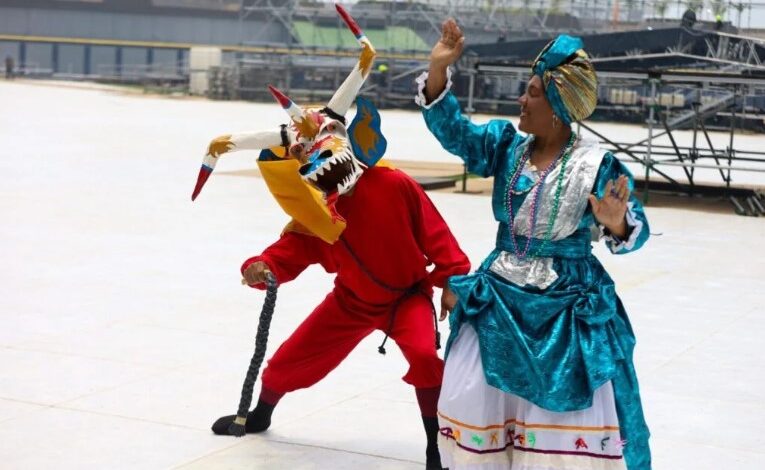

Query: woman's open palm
[589,175,630,229]
[431,19,465,67]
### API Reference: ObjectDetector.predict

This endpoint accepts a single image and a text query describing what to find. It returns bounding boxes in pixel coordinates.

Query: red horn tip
[335,4,363,38]
[191,166,213,202]
[267,85,292,109]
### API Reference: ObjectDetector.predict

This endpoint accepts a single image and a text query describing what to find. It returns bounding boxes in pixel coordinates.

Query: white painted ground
[0,80,764,469]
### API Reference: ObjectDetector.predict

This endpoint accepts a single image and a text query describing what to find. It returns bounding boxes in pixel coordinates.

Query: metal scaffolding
[706,31,765,68]
[473,63,765,214]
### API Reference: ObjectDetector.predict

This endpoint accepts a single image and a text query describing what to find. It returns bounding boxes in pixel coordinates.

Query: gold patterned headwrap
[531,35,598,125]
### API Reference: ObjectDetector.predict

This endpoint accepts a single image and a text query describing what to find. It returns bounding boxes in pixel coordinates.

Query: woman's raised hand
[430,19,465,68]
[588,175,630,239]
[424,19,465,103]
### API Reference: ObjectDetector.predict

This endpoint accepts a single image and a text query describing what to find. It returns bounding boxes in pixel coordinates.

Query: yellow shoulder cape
[257,148,392,244]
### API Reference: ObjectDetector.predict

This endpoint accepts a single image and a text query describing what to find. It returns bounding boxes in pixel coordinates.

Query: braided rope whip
[228,272,279,437]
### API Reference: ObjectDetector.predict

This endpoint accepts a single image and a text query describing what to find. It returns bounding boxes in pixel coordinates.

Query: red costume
[197,8,466,467]
[244,166,470,399]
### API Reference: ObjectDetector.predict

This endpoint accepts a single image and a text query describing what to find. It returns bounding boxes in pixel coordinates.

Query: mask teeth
[323,153,338,171]
[338,166,361,195]
[338,174,350,194]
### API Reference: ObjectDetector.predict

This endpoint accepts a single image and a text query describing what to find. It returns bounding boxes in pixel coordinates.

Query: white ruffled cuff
[600,201,643,253]
[414,67,453,109]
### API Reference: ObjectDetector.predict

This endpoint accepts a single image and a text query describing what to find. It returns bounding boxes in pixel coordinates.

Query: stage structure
[465,62,765,215]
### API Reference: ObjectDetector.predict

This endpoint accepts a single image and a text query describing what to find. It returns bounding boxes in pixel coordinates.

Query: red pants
[261,290,444,395]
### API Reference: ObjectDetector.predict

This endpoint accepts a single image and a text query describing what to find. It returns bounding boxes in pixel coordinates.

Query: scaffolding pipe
[645,78,657,203]
[646,161,765,172]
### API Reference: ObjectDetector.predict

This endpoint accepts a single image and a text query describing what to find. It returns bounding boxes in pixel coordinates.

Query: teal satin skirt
[446,228,652,469]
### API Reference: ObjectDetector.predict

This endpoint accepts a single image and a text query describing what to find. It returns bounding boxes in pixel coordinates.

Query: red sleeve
[241,231,337,289]
[406,178,471,288]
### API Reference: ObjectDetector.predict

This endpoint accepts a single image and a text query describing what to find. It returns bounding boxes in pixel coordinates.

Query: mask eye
[326,122,337,133]
[289,143,306,160]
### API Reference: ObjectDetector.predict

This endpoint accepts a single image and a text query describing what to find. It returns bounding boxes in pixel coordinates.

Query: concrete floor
[0,80,763,469]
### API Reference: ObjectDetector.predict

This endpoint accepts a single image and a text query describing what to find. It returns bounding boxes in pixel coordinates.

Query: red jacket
[242,167,470,311]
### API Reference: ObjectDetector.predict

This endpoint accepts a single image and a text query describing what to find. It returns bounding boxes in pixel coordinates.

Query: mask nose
[299,149,332,176]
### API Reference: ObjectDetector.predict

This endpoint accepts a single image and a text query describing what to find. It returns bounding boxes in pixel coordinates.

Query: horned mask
[191,4,387,211]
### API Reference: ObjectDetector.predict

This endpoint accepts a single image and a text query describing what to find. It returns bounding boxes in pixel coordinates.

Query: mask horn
[268,85,304,123]
[191,153,218,201]
[191,130,283,201]
[326,4,377,117]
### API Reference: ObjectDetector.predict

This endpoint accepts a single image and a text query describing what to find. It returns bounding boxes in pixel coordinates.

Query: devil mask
[191,4,387,243]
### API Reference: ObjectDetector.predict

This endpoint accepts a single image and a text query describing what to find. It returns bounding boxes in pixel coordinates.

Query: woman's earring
[552,115,560,129]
